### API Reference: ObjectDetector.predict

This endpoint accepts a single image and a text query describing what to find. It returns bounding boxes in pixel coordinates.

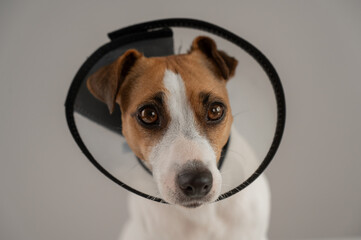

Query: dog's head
[87,36,237,208]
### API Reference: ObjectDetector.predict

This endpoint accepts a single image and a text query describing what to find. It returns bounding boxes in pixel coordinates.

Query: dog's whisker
[125,161,141,172]
[232,109,249,118]
[221,183,233,189]
[220,169,233,176]
[228,149,247,161]
[177,43,183,54]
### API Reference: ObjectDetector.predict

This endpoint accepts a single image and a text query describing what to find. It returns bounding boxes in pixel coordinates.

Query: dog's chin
[160,189,219,209]
[180,201,204,208]
[175,194,218,208]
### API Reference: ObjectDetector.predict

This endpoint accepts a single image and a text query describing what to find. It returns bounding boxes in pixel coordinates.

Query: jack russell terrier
[87,36,270,240]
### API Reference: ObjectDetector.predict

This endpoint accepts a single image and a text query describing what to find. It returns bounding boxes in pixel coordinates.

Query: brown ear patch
[86,49,142,113]
[191,36,238,80]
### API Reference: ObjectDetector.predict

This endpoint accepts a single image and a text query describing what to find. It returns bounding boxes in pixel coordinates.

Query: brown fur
[87,36,237,165]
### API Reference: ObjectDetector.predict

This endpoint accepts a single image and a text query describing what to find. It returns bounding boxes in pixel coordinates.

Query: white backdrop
[1,1,360,240]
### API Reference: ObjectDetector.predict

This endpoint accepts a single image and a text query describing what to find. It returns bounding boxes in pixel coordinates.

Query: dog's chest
[126,193,252,240]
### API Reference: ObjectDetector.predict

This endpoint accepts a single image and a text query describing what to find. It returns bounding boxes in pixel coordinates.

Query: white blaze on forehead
[149,70,221,203]
[162,70,199,138]
[156,69,214,157]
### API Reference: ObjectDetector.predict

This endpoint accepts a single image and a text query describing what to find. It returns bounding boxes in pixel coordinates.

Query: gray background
[1,1,360,240]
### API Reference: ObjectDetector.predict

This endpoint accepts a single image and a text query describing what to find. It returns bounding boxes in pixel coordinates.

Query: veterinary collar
[65,18,286,203]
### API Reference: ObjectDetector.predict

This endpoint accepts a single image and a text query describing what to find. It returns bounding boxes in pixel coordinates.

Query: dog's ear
[191,36,238,81]
[87,49,142,114]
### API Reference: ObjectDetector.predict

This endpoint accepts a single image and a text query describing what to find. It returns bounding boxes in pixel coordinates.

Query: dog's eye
[207,103,225,122]
[138,106,159,125]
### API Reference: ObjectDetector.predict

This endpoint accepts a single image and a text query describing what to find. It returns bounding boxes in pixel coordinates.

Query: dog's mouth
[172,190,216,208]
[176,197,211,208]
[182,201,203,208]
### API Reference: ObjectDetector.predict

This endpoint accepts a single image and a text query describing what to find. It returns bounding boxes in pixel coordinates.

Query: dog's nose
[177,169,213,198]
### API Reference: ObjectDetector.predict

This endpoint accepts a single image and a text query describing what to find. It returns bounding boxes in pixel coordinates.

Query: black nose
[177,169,213,198]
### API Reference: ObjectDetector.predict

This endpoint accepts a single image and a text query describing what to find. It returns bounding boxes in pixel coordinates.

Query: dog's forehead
[123,54,229,108]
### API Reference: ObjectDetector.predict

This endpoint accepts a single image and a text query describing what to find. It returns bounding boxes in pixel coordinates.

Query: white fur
[119,69,270,240]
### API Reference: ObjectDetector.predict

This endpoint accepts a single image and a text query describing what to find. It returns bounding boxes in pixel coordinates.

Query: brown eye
[138,106,159,125]
[207,103,225,122]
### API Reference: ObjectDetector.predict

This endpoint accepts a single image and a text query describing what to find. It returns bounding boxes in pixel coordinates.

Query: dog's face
[87,36,237,208]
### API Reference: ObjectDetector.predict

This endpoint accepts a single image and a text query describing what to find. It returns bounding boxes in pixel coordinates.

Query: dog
[87,36,270,240]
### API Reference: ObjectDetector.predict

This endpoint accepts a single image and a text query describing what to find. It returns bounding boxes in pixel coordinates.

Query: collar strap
[136,136,230,175]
